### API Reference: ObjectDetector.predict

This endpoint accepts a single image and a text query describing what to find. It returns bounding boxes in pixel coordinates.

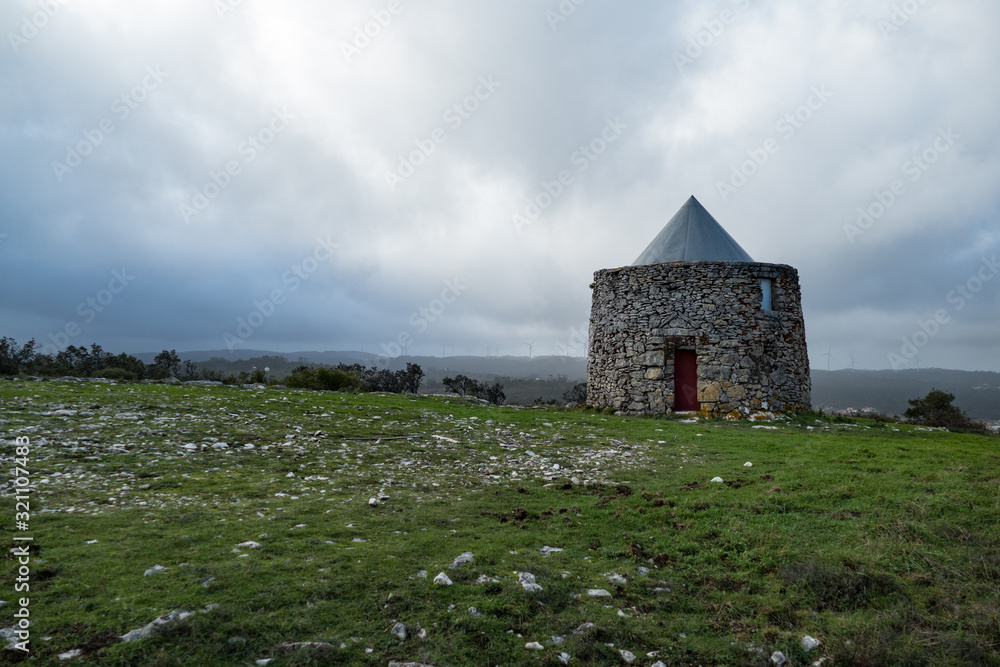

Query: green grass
[1,378,998,666]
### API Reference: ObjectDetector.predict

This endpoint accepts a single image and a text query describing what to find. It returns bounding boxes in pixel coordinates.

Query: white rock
[771,651,787,666]
[58,649,83,660]
[368,497,380,507]
[608,573,627,585]
[710,476,724,483]
[121,610,193,642]
[468,607,482,616]
[236,541,262,549]
[587,588,612,597]
[540,546,564,557]
[558,651,571,664]
[416,570,428,578]
[518,572,543,592]
[85,540,98,544]
[433,572,453,586]
[525,641,544,650]
[573,622,596,634]
[475,574,499,584]
[255,660,273,666]
[801,635,822,652]
[417,627,428,641]
[744,461,753,467]
[619,649,636,663]
[391,622,407,640]
[652,662,667,667]
[144,564,167,576]
[449,552,474,568]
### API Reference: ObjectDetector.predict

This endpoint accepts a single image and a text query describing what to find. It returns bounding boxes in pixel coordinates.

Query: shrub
[442,374,505,405]
[285,366,363,392]
[904,389,986,433]
[563,382,587,404]
[93,367,137,381]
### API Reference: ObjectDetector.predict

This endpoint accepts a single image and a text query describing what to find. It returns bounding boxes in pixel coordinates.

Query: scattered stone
[255,660,273,666]
[468,607,482,616]
[278,641,336,652]
[518,572,543,592]
[619,648,637,663]
[143,564,167,576]
[236,541,262,549]
[58,649,83,660]
[475,574,499,584]
[448,552,474,568]
[652,662,667,667]
[388,662,436,667]
[608,573,627,585]
[540,546,564,557]
[391,622,407,640]
[525,641,544,650]
[636,566,650,576]
[85,540,98,544]
[417,628,428,641]
[416,570,428,578]
[572,622,596,634]
[744,461,753,467]
[433,572,453,586]
[710,476,724,483]
[771,651,787,666]
[368,497,380,507]
[801,635,821,652]
[557,651,571,664]
[587,589,612,597]
[121,610,194,642]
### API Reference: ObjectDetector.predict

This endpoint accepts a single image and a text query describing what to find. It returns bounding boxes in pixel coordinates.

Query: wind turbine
[820,345,835,371]
[848,353,857,371]
[523,340,536,360]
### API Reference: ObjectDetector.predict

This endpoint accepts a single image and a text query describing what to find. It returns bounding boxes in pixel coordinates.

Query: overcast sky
[1,0,998,371]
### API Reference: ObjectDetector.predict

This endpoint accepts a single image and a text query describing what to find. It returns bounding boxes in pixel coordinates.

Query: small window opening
[760,278,773,310]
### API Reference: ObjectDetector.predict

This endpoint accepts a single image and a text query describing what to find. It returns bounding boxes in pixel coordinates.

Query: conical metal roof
[632,195,754,265]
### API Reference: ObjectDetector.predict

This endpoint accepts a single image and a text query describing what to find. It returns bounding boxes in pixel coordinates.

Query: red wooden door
[674,350,699,411]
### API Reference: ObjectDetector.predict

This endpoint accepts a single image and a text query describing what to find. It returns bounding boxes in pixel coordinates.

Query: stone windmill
[586,196,811,417]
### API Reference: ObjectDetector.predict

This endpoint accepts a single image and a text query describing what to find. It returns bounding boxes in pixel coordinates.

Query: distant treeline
[0,337,429,395]
[0,337,195,381]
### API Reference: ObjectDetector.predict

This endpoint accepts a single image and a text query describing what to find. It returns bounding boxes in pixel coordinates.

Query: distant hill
[811,368,1000,421]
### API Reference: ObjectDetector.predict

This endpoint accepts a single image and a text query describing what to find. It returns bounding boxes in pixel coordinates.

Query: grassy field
[1,378,998,666]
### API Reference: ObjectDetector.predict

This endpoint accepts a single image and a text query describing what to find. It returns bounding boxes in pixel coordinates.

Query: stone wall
[586,261,811,417]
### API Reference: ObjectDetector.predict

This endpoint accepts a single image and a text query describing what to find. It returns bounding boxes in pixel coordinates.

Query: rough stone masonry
[587,261,811,417]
